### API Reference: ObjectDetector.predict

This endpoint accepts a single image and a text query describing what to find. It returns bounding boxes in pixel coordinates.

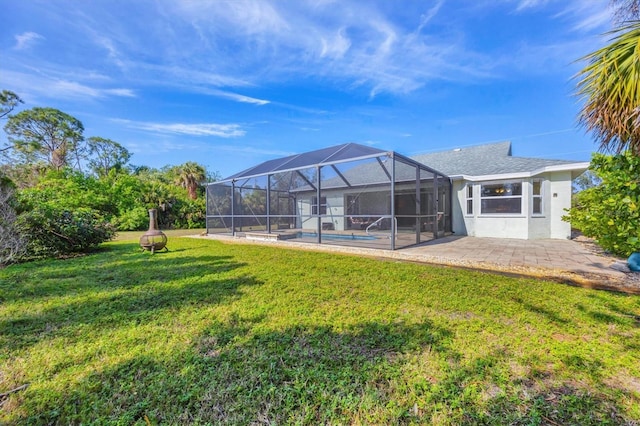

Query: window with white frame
[480,181,522,214]
[465,184,473,215]
[311,196,327,215]
[532,179,543,215]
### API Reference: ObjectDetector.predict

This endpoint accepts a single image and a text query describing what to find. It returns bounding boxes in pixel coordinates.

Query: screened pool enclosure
[206,143,451,250]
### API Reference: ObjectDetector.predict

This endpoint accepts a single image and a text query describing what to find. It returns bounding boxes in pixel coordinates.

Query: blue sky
[0,0,614,178]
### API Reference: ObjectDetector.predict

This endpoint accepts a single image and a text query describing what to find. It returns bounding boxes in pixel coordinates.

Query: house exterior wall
[454,172,573,240]
[549,171,572,239]
[298,192,346,230]
[457,179,528,239]
[452,180,469,236]
[527,177,551,239]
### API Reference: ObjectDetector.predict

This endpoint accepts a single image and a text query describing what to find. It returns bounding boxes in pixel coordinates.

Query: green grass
[1,236,639,425]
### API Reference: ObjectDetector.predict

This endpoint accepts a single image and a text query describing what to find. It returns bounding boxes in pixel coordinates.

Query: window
[532,179,543,215]
[311,196,327,215]
[480,181,522,214]
[465,184,473,215]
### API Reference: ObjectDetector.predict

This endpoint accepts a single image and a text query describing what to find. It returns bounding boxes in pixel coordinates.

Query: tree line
[0,90,215,264]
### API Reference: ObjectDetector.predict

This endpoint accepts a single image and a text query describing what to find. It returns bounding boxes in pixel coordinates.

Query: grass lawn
[1,236,639,425]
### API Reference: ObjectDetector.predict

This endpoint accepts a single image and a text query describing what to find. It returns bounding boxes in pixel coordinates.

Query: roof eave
[452,162,590,182]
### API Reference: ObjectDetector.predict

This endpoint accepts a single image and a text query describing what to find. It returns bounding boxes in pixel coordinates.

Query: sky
[0,0,616,178]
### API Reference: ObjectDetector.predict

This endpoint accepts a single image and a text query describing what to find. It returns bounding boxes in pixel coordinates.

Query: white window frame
[311,196,327,215]
[532,178,543,216]
[465,184,474,216]
[480,180,523,215]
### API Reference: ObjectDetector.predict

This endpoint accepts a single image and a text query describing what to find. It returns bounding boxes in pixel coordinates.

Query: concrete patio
[402,236,623,277]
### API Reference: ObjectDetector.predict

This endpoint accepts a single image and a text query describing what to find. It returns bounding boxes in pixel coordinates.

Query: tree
[572,170,602,193]
[0,175,26,265]
[0,90,24,155]
[0,90,23,119]
[563,151,640,256]
[3,107,84,170]
[86,136,131,177]
[173,162,206,200]
[575,22,640,155]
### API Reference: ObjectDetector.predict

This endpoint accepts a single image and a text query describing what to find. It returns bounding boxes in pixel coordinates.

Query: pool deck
[194,233,638,294]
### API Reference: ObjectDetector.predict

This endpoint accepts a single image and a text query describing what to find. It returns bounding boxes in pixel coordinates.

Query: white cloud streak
[216,145,295,157]
[14,32,44,50]
[202,89,270,105]
[115,119,246,138]
[2,69,135,101]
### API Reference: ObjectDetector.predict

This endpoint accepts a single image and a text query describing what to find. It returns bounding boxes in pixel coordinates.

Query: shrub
[172,198,206,229]
[16,206,115,259]
[564,151,640,256]
[112,206,149,231]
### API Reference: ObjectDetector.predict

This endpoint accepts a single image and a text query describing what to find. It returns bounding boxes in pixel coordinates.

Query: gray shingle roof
[411,141,584,176]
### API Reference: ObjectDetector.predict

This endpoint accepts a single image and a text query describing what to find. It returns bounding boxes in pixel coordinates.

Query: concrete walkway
[196,234,637,293]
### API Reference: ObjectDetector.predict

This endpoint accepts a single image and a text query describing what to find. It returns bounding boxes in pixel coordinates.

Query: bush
[112,206,149,231]
[172,198,206,229]
[16,206,115,259]
[564,151,640,256]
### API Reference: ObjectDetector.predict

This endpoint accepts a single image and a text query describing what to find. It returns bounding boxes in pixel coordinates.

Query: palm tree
[575,21,640,155]
[174,162,206,200]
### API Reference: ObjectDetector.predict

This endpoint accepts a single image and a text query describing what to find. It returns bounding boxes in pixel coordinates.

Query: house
[412,141,589,239]
[205,142,588,249]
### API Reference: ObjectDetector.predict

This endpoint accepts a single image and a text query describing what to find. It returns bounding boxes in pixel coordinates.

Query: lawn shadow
[1,243,239,301]
[9,315,638,425]
[584,293,640,328]
[0,247,256,352]
[15,318,455,424]
[510,296,571,325]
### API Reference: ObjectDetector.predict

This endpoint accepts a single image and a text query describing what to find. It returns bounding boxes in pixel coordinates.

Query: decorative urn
[139,208,167,253]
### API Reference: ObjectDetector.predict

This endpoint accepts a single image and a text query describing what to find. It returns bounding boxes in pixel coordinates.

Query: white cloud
[320,28,351,59]
[93,34,127,70]
[173,0,289,36]
[510,0,611,32]
[5,1,493,100]
[563,2,612,32]
[14,32,44,50]
[515,0,552,11]
[216,145,294,156]
[164,1,494,96]
[115,119,246,138]
[105,88,136,97]
[137,64,253,90]
[202,89,270,105]
[48,80,136,99]
[1,69,135,101]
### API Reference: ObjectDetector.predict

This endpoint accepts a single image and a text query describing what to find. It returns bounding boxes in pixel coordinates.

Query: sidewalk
[195,234,638,294]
